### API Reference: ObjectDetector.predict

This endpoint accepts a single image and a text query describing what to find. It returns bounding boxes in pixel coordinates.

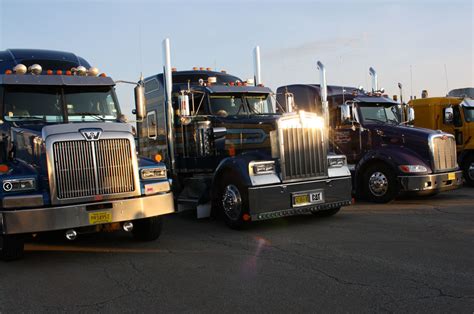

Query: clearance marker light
[4,70,12,75]
[65,70,72,76]
[47,70,53,75]
[56,70,63,75]
[0,164,9,173]
[154,154,163,162]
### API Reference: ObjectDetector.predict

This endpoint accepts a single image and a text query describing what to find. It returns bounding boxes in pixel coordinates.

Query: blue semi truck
[0,49,175,260]
[137,40,352,229]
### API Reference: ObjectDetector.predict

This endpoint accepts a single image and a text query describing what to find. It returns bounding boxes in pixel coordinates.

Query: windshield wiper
[364,118,385,124]
[9,116,46,121]
[72,112,106,121]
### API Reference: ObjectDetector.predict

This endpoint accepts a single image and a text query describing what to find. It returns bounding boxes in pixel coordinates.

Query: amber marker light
[56,70,63,75]
[0,164,9,173]
[154,154,163,162]
[5,70,12,75]
[65,70,72,76]
[243,214,251,221]
[99,73,107,77]
[47,70,53,75]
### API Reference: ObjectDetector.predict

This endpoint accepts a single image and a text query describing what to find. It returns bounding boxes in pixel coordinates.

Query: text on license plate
[89,211,112,224]
[447,172,456,180]
[293,191,324,207]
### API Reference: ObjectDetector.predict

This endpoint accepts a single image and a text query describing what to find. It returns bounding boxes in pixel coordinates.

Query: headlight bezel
[327,155,347,168]
[398,165,428,173]
[140,167,167,180]
[2,178,36,193]
[249,161,276,175]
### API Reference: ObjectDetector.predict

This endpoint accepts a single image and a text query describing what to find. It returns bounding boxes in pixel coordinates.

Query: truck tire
[0,235,25,261]
[362,163,399,203]
[216,175,250,230]
[132,216,163,241]
[312,207,341,217]
[462,155,474,187]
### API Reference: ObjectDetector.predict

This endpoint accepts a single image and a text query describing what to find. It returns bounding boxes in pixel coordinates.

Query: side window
[453,106,463,127]
[147,111,157,139]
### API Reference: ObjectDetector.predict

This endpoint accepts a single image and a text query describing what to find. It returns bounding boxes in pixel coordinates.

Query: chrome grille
[280,127,327,181]
[431,136,457,172]
[53,139,135,199]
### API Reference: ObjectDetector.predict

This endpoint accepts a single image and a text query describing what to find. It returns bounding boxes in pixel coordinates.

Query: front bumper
[248,176,352,221]
[0,192,174,235]
[399,170,463,194]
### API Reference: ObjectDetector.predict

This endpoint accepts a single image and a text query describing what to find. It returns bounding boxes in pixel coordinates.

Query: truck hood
[365,123,446,167]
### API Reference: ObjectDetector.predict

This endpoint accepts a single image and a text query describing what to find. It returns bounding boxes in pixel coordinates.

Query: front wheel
[362,163,399,203]
[132,216,163,241]
[216,176,250,230]
[462,155,474,187]
[0,234,25,261]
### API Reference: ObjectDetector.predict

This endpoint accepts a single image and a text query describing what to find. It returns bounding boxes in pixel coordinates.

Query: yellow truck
[409,90,474,186]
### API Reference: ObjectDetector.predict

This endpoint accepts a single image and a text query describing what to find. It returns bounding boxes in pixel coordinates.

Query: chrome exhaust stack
[369,67,378,92]
[65,229,77,241]
[253,46,262,86]
[162,38,176,174]
[317,61,329,129]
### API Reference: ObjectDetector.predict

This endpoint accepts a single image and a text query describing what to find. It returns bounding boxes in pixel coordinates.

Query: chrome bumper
[0,192,174,235]
[248,176,352,221]
[399,170,463,193]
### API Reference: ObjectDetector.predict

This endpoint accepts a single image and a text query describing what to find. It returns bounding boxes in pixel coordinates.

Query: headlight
[2,178,36,192]
[328,155,347,168]
[140,167,167,180]
[399,165,428,173]
[250,161,276,175]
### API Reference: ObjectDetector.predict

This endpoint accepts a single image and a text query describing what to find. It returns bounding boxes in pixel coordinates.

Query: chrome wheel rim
[469,162,474,180]
[222,184,242,221]
[369,172,389,196]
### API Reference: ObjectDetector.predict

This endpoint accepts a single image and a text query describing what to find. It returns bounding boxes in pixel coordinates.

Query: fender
[355,146,433,184]
[210,150,276,202]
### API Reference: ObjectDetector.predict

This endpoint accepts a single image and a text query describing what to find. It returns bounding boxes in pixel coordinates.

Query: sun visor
[460,98,474,108]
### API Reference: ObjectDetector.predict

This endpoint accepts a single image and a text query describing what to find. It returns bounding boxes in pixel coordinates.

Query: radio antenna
[410,65,413,100]
[444,64,449,96]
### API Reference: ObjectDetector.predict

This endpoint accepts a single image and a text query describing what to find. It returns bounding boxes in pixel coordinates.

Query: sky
[0,0,472,118]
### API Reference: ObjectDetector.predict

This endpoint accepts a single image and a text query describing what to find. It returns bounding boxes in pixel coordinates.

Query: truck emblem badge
[80,129,102,141]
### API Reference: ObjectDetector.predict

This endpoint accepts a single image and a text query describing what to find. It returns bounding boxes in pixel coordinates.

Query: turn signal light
[154,154,162,162]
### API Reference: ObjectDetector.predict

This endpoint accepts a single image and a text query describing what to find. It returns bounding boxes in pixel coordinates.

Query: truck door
[332,105,363,164]
[443,104,464,149]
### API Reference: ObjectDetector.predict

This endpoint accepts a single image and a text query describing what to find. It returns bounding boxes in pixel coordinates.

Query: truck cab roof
[0,48,91,73]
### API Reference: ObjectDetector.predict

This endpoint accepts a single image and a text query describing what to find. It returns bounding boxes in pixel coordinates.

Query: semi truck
[277,67,462,203]
[409,89,474,186]
[0,49,175,260]
[137,39,352,229]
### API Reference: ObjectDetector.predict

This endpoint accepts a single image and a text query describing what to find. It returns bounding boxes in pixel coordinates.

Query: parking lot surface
[0,188,473,313]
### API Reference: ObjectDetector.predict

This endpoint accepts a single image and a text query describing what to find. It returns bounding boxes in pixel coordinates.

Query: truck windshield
[3,86,120,123]
[209,94,274,117]
[464,107,474,122]
[358,104,400,124]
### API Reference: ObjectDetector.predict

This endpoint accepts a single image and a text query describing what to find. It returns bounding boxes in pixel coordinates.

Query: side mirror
[285,93,295,113]
[340,104,352,122]
[213,127,227,139]
[178,93,190,116]
[444,107,453,124]
[134,85,146,121]
[407,107,415,123]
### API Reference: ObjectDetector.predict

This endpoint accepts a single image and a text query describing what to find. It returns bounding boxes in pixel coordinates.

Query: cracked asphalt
[0,188,473,313]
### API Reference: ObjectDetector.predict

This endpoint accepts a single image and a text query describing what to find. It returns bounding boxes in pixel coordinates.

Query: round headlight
[76,66,87,76]
[88,67,99,76]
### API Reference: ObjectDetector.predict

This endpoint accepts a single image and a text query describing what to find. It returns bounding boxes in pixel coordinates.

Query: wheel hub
[222,184,242,221]
[468,162,474,180]
[369,171,389,196]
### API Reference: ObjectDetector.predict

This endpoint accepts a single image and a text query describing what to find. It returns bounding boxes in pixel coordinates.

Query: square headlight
[251,161,276,175]
[328,155,347,168]
[140,167,167,180]
[2,178,36,192]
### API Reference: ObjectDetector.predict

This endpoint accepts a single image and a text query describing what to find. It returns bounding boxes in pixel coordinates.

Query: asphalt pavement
[0,188,473,313]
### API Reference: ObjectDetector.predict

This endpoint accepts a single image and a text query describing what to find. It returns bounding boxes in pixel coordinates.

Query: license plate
[89,211,112,224]
[447,172,456,180]
[293,191,324,207]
